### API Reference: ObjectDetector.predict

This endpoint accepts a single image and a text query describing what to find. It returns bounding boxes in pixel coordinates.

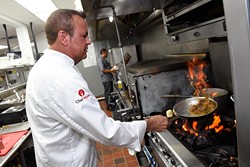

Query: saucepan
[173,97,218,118]
[162,88,228,113]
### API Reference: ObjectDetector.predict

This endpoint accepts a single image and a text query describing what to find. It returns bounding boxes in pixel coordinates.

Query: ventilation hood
[81,0,161,42]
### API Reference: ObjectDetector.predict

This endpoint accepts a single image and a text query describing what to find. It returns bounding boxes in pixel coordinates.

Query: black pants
[103,81,113,107]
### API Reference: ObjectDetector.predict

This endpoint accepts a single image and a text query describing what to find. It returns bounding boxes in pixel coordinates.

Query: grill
[146,101,237,167]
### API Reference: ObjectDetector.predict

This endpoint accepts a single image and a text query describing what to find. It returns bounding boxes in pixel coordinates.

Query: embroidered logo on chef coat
[75,89,91,103]
[78,89,85,96]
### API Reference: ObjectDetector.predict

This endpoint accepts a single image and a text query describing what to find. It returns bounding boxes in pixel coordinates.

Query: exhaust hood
[81,0,161,42]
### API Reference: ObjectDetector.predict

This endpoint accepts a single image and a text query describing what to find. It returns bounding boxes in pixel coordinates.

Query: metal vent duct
[81,0,160,41]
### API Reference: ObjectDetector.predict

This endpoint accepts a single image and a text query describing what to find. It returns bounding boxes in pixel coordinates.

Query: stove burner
[168,114,238,167]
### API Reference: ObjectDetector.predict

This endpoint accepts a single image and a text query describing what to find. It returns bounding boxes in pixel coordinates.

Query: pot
[173,97,218,118]
[204,88,228,112]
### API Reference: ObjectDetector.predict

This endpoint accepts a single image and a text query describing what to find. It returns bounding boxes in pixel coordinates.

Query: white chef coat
[25,49,146,167]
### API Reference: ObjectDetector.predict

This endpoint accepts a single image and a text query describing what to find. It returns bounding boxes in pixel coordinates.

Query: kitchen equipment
[173,97,217,118]
[163,88,228,113]
[0,99,25,112]
[162,88,228,98]
[205,88,228,112]
[162,94,192,98]
[230,95,234,102]
[0,106,26,126]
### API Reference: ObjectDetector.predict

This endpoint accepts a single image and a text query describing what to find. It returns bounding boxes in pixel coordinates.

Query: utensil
[161,95,192,98]
[162,88,228,99]
[173,97,218,118]
[230,95,234,102]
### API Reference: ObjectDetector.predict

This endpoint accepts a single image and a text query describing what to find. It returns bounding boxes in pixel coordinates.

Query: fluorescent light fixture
[109,16,113,22]
[15,0,57,22]
[0,45,8,49]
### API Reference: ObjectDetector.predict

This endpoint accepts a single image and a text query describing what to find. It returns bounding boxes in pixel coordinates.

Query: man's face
[103,51,108,58]
[68,15,91,63]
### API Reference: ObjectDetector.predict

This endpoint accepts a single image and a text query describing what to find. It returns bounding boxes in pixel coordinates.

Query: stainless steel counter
[0,122,30,167]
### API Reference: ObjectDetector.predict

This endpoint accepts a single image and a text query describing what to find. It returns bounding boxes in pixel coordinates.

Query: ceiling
[0,0,77,54]
[0,0,161,54]
[81,0,161,43]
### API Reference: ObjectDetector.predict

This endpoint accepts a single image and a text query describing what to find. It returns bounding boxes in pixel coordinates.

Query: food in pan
[188,98,216,116]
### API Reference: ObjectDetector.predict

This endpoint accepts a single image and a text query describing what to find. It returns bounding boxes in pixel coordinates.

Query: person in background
[97,48,116,110]
[25,9,168,167]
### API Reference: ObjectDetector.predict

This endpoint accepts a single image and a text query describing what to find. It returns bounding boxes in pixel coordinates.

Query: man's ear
[57,30,70,46]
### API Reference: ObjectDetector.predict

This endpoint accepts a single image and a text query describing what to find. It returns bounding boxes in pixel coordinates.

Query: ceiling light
[74,0,82,10]
[15,0,58,22]
[0,45,8,50]
[109,16,113,22]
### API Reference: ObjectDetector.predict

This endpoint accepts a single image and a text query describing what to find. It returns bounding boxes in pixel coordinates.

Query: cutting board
[0,130,28,156]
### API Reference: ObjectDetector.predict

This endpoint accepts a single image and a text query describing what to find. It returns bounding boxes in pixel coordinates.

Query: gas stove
[146,108,238,167]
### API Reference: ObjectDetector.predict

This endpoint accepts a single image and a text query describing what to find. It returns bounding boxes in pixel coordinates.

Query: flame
[192,121,198,131]
[207,115,224,133]
[187,58,210,96]
[182,115,225,136]
[182,123,198,136]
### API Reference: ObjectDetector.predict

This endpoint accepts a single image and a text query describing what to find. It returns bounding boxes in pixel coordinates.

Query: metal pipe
[2,24,11,52]
[29,22,38,54]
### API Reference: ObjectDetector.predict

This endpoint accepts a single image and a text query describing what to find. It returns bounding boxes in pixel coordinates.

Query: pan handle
[230,95,234,102]
[162,95,192,98]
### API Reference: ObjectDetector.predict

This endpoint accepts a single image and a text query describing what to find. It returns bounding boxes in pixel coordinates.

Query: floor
[97,100,140,167]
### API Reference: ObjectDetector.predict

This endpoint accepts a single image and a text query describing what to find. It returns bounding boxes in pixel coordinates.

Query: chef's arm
[145,115,169,132]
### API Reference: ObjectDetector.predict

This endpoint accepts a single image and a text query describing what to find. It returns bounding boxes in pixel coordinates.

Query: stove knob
[159,147,164,152]
[152,137,156,143]
[168,157,176,166]
[163,150,169,156]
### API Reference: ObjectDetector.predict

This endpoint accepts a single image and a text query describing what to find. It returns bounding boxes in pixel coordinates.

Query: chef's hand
[145,115,169,132]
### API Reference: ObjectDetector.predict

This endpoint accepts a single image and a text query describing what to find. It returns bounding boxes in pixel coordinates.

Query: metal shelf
[165,0,213,23]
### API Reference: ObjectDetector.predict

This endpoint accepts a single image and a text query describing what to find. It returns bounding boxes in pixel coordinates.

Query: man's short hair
[45,9,86,45]
[100,48,108,54]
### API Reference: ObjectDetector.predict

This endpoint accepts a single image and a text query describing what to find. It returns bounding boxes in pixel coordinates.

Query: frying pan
[173,97,218,118]
[162,88,228,113]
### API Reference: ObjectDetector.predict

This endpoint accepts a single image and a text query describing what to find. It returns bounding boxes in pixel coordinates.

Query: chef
[25,9,168,167]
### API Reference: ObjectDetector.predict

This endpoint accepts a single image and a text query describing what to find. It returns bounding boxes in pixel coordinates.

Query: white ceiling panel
[0,0,78,54]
